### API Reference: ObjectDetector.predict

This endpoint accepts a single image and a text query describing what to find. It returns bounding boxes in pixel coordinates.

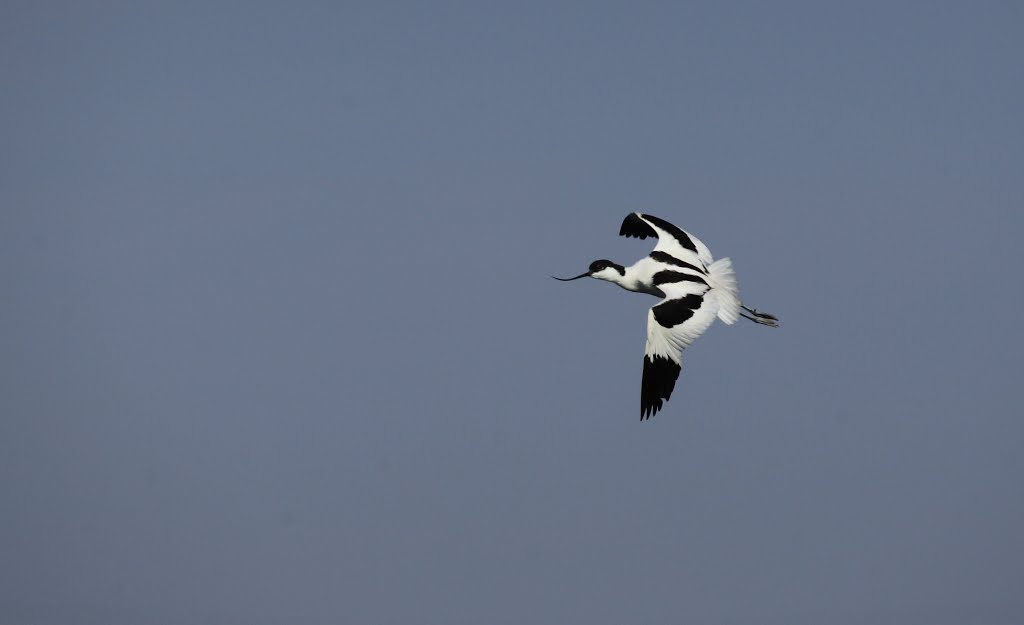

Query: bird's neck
[607,273,637,291]
[609,266,660,296]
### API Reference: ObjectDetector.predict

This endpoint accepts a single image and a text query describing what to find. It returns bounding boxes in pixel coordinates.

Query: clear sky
[2,2,1022,624]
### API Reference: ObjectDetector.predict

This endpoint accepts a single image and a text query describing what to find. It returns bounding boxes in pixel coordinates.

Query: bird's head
[553,259,626,283]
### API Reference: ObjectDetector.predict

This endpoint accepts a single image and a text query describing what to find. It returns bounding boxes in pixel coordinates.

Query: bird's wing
[641,283,719,420]
[619,213,715,268]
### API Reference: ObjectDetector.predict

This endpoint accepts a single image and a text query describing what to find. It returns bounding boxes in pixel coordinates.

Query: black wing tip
[619,212,656,240]
[641,400,663,420]
[640,355,681,421]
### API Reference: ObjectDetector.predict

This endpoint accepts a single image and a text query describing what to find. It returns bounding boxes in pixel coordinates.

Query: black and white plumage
[555,213,778,420]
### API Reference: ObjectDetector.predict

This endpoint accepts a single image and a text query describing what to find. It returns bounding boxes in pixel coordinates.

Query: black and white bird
[554,213,778,420]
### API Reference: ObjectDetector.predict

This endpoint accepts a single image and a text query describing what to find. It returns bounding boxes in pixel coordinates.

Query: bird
[554,213,778,420]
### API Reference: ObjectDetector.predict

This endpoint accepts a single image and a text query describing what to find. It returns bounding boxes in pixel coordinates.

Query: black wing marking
[651,293,704,328]
[641,214,699,253]
[652,270,709,288]
[641,355,681,420]
[649,251,706,274]
[619,213,699,254]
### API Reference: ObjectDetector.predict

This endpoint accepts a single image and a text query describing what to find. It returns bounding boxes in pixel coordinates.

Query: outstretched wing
[619,212,715,268]
[641,283,719,420]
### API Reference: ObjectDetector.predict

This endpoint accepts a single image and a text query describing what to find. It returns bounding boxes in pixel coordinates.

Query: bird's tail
[707,257,741,325]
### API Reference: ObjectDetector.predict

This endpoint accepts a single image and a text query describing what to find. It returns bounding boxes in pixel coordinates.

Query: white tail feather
[708,257,741,325]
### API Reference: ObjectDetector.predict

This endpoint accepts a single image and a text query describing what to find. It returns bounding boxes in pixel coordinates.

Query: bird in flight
[554,213,778,420]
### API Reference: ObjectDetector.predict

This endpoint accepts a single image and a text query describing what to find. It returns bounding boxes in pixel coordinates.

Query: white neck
[594,264,660,295]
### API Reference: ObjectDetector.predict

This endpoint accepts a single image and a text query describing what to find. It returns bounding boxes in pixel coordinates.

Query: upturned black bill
[551,272,591,281]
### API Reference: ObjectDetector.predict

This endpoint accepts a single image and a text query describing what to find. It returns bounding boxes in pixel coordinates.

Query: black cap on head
[589,259,625,275]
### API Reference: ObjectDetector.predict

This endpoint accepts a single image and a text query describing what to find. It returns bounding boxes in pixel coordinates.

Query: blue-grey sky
[2,2,1022,624]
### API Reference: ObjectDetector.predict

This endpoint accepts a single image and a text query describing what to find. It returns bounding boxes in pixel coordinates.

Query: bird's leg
[742,305,777,320]
[740,312,777,326]
[741,305,779,328]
